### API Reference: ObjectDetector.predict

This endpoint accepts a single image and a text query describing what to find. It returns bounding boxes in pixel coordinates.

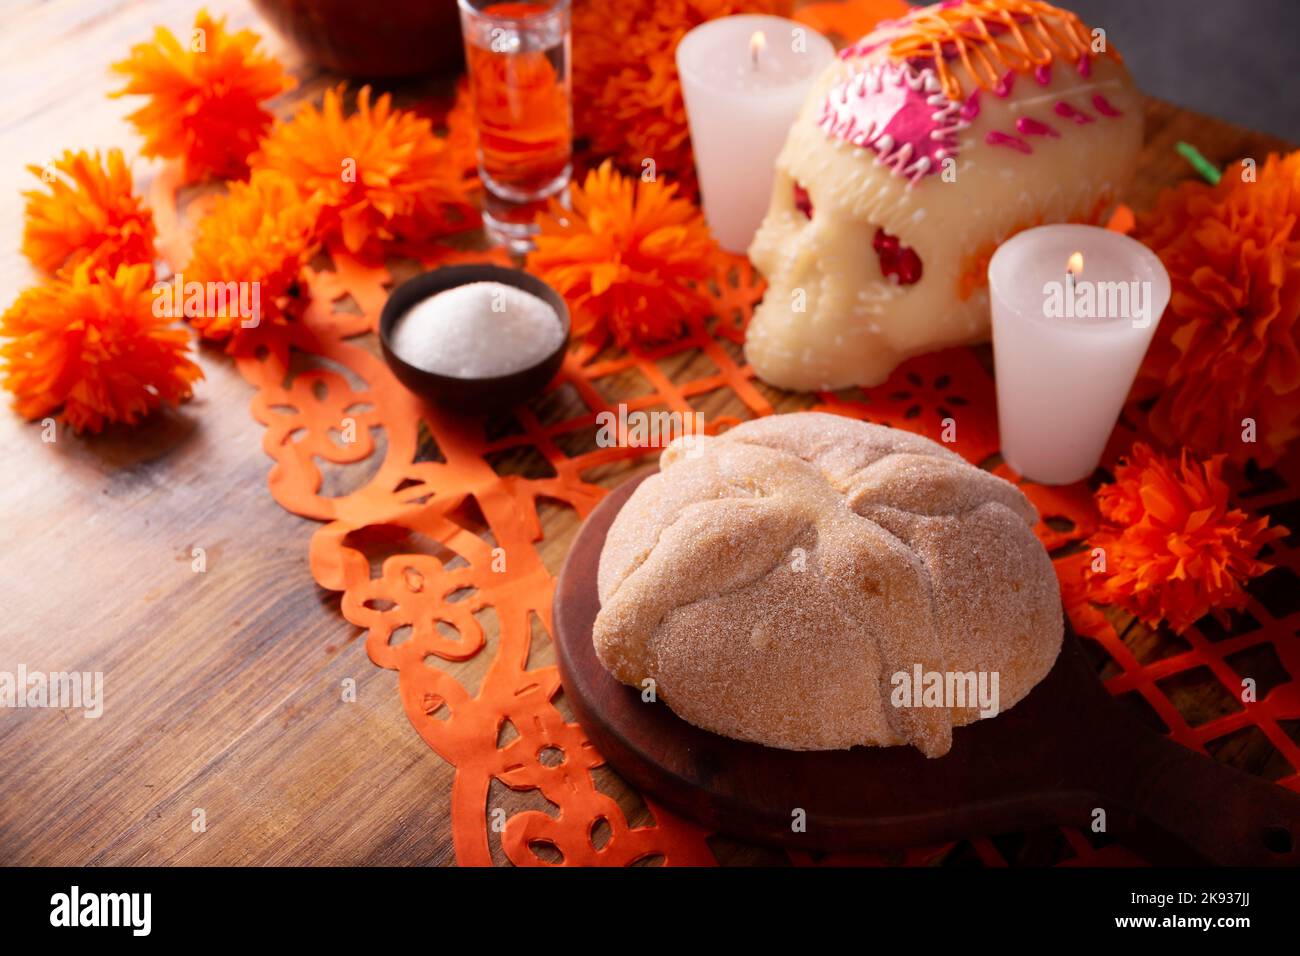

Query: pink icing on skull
[745,1,1144,393]
[817,62,965,184]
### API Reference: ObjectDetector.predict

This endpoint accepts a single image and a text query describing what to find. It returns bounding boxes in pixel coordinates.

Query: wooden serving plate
[555,471,1300,864]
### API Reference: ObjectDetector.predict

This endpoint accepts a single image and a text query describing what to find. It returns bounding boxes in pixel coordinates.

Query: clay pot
[252,0,464,78]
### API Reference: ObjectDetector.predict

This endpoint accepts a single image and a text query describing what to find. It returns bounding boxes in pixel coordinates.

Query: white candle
[677,15,833,253]
[988,224,1170,485]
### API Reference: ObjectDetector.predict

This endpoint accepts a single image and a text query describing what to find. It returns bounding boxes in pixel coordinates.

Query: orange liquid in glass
[465,2,572,197]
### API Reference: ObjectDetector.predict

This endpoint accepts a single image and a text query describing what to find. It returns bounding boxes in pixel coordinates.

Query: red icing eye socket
[793,183,813,219]
[873,227,923,285]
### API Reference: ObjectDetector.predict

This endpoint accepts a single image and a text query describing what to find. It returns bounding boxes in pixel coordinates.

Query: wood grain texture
[0,0,1293,866]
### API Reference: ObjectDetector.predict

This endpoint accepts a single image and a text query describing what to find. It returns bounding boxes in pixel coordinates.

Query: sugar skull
[746,0,1143,391]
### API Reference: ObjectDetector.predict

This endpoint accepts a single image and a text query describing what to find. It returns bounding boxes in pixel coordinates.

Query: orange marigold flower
[573,0,791,193]
[22,149,156,275]
[595,33,697,194]
[1,263,202,434]
[253,85,478,259]
[1129,151,1300,467]
[1083,443,1282,634]
[184,170,318,352]
[112,9,294,181]
[571,0,647,141]
[445,80,480,186]
[526,160,725,346]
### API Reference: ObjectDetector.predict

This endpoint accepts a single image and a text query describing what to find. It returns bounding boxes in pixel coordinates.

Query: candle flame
[1067,251,1084,277]
[750,31,766,68]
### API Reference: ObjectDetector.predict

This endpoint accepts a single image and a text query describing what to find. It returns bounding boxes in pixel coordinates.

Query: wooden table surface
[0,0,1293,866]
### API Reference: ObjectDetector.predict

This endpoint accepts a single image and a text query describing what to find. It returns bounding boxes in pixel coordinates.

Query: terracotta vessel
[252,0,463,78]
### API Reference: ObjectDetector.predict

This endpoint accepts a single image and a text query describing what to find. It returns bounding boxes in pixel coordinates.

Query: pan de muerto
[593,413,1062,757]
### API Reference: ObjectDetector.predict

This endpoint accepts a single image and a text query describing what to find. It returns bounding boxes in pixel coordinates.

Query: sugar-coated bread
[593,413,1062,757]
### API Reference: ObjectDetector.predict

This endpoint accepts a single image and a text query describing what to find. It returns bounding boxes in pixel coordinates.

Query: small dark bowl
[378,265,570,414]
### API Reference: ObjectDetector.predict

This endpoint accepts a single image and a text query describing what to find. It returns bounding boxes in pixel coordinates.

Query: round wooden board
[553,471,1300,860]
[552,471,1091,851]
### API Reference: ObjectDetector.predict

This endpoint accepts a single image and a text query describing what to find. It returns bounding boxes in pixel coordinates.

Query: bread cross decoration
[593,413,1063,758]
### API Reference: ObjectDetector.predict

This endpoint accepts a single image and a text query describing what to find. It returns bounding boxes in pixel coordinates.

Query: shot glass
[458,0,573,254]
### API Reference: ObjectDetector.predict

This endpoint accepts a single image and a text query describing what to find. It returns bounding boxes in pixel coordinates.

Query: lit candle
[677,15,833,253]
[988,224,1171,485]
